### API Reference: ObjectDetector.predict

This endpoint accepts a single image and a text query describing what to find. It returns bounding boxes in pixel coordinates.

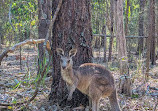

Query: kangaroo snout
[62,66,66,69]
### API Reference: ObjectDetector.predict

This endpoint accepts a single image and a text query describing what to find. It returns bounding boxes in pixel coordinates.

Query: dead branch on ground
[148,86,158,91]
[0,39,52,65]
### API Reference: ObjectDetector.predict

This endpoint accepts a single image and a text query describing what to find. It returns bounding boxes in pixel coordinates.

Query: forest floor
[0,46,158,111]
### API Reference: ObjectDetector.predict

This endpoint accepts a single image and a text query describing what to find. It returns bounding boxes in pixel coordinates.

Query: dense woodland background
[0,0,158,111]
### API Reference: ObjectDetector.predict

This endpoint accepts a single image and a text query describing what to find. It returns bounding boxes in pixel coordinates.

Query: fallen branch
[149,93,158,97]
[148,86,158,91]
[0,39,51,65]
[146,85,158,97]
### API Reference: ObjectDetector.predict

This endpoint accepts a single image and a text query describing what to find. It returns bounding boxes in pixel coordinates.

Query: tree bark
[125,0,129,36]
[125,0,131,58]
[102,25,107,62]
[115,0,131,96]
[150,0,156,65]
[114,0,117,52]
[146,0,156,80]
[0,34,2,49]
[108,0,114,62]
[156,0,158,48]
[50,0,92,108]
[137,0,145,55]
[94,19,100,48]
[0,25,2,49]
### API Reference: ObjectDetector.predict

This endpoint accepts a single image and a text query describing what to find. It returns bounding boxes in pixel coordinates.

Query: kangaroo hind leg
[108,89,121,111]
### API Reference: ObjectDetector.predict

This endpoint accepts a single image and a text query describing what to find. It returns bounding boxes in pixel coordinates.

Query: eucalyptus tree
[50,0,93,107]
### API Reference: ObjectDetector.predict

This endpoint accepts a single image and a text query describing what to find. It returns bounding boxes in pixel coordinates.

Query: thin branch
[43,0,63,50]
[93,34,148,38]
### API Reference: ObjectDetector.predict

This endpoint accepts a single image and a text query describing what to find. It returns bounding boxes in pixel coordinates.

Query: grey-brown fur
[56,48,121,111]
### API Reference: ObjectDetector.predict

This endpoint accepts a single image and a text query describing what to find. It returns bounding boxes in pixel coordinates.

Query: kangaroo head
[56,48,77,70]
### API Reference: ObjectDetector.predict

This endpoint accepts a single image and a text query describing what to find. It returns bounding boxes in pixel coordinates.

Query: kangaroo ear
[56,48,64,56]
[69,48,77,57]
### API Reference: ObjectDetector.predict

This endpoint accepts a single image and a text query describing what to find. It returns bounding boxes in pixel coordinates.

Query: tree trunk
[137,0,145,55]
[157,0,158,48]
[0,35,2,49]
[38,0,51,68]
[50,0,92,108]
[114,0,117,52]
[115,0,131,96]
[102,25,107,62]
[94,19,100,48]
[108,0,114,62]
[125,0,129,36]
[146,0,156,80]
[150,0,156,65]
[0,25,2,49]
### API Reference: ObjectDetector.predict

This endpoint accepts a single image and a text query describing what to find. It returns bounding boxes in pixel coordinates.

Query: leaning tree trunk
[50,0,92,108]
[115,0,131,96]
[38,0,51,68]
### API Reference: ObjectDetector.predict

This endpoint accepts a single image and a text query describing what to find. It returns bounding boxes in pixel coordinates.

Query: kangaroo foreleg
[67,78,79,101]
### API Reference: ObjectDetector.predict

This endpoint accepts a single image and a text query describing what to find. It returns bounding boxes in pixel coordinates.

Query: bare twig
[93,34,148,38]
[43,0,63,52]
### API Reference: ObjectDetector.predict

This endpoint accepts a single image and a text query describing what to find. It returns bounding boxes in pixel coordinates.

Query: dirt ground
[0,46,158,111]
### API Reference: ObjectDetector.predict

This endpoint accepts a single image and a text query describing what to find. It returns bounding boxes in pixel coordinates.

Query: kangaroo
[56,48,121,111]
